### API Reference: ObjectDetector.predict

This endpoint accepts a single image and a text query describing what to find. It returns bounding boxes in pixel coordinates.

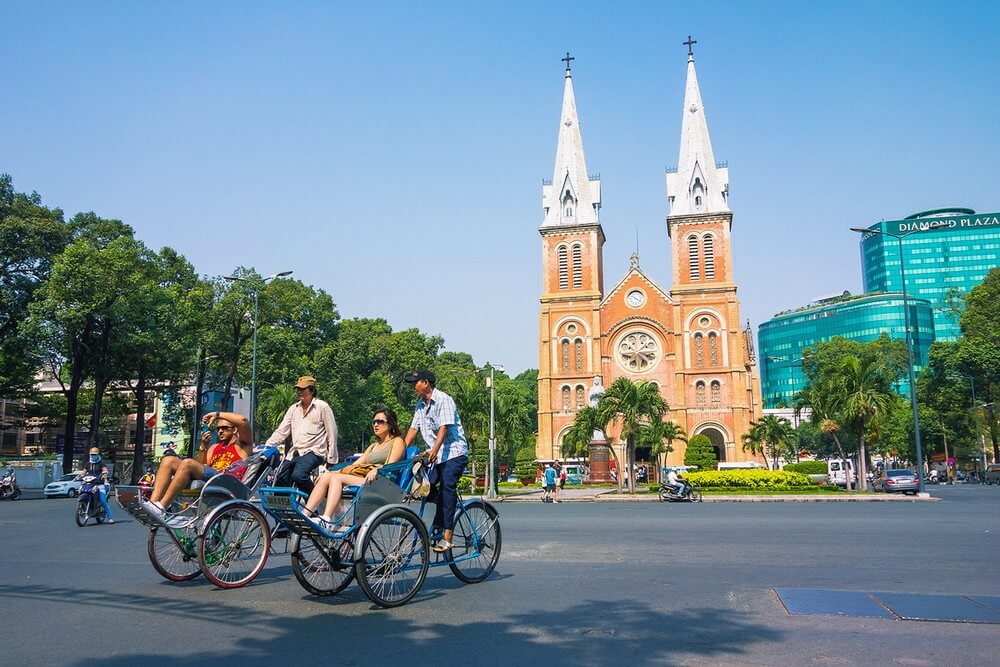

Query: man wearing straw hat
[265,375,338,494]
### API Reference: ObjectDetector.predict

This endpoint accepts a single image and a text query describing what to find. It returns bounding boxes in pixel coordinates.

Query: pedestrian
[553,462,564,502]
[265,376,338,494]
[403,369,468,553]
[543,462,557,502]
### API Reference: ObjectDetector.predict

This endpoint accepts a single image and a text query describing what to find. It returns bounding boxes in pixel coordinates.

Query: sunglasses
[372,419,388,426]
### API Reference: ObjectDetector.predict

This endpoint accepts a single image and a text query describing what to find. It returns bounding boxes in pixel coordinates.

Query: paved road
[2,485,997,666]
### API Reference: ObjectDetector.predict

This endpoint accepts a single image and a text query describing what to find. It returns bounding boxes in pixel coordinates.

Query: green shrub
[648,484,659,493]
[684,434,717,471]
[457,476,472,493]
[686,469,812,489]
[783,461,828,475]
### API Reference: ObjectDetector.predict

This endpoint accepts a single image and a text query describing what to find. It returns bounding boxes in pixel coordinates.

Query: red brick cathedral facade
[536,50,763,469]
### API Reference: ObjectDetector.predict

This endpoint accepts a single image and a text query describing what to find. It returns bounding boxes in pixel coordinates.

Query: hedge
[686,469,813,489]
[783,461,828,475]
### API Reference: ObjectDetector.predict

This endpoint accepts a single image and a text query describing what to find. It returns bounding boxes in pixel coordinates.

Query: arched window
[695,195,703,206]
[688,235,700,281]
[694,333,705,367]
[708,332,719,366]
[575,385,585,410]
[571,244,583,289]
[562,386,571,411]
[557,246,568,290]
[561,339,570,372]
[695,381,706,406]
[703,234,715,279]
[574,339,584,371]
[711,380,721,406]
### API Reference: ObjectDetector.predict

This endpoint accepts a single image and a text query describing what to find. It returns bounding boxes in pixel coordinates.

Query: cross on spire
[562,52,575,72]
[683,35,697,57]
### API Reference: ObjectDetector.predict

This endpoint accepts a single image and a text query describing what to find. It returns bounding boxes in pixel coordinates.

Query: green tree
[596,378,667,494]
[838,356,894,487]
[957,268,1000,462]
[638,420,687,472]
[742,415,795,470]
[684,434,717,472]
[0,175,68,396]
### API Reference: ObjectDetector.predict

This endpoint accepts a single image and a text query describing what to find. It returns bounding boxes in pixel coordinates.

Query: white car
[44,472,84,498]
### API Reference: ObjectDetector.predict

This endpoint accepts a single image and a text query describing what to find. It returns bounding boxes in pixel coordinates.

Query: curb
[491,493,941,503]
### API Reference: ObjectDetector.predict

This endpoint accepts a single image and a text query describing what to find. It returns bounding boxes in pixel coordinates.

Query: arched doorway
[699,427,727,463]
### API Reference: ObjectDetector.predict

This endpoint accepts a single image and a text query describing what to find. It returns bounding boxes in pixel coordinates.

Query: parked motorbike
[0,469,21,501]
[75,474,107,526]
[658,481,702,503]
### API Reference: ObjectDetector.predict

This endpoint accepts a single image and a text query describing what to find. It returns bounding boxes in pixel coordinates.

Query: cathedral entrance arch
[694,424,729,463]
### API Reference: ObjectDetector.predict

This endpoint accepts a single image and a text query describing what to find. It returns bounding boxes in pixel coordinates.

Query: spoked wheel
[448,500,501,584]
[290,532,355,596]
[11,488,20,501]
[95,506,106,524]
[689,489,703,503]
[148,527,202,581]
[75,502,90,527]
[354,507,429,608]
[658,489,670,502]
[198,504,271,589]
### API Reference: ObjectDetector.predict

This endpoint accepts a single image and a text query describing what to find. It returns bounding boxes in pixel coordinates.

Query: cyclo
[259,447,502,607]
[117,445,283,588]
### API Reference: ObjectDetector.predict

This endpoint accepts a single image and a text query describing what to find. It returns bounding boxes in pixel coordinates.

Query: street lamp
[223,271,293,439]
[485,363,504,500]
[850,225,942,493]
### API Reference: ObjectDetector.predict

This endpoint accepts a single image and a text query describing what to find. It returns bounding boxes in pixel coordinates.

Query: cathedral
[536,45,763,473]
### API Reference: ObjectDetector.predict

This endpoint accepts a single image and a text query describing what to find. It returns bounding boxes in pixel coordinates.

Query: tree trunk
[191,350,208,457]
[831,433,853,492]
[941,420,950,484]
[131,371,147,484]
[88,375,109,451]
[62,386,81,473]
[858,430,869,492]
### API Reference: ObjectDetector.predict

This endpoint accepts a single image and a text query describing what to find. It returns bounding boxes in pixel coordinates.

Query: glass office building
[860,209,1000,341]
[759,293,935,408]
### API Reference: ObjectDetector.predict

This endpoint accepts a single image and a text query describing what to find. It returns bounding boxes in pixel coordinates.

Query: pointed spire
[542,54,601,227]
[666,40,729,216]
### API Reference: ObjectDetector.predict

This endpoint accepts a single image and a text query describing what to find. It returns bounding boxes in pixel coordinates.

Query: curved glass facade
[860,212,1000,342]
[759,294,935,409]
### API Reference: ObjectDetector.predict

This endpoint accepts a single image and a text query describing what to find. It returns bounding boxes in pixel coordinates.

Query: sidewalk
[489,487,940,502]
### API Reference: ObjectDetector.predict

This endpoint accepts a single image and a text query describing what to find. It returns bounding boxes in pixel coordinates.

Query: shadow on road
[2,582,783,666]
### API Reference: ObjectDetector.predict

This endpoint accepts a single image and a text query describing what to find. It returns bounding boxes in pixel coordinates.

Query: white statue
[587,375,606,441]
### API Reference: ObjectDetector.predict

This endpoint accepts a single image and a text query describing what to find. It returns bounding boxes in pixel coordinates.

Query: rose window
[616,332,659,372]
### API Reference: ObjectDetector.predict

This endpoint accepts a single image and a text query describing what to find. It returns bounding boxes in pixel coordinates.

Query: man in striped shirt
[404,369,468,553]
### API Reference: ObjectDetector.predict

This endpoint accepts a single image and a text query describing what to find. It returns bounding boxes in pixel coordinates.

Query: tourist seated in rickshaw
[142,410,253,520]
[302,407,407,531]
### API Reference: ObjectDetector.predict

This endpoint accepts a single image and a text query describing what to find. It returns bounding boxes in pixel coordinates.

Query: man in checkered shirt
[403,369,468,553]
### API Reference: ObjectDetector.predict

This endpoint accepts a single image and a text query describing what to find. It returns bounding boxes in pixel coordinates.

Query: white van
[561,464,589,485]
[717,461,766,471]
[827,459,857,487]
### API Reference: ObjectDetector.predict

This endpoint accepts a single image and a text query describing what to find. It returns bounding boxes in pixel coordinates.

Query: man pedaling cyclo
[141,411,253,521]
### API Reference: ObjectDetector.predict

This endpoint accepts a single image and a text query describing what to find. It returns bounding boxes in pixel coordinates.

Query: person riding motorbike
[666,468,687,497]
[85,447,114,524]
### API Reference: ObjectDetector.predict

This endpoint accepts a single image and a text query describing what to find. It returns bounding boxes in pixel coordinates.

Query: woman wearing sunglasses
[303,407,406,530]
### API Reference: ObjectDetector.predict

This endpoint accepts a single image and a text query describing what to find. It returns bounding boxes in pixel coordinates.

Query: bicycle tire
[198,504,271,589]
[290,532,355,596]
[448,500,501,584]
[148,527,201,581]
[354,507,429,608]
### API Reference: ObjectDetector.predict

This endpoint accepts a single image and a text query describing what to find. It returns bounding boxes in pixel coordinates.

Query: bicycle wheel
[148,527,201,581]
[198,504,271,589]
[658,489,670,502]
[689,489,703,503]
[354,507,429,608]
[290,533,355,596]
[448,500,501,584]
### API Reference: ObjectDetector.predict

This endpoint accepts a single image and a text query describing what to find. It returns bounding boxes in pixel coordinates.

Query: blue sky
[3,1,998,374]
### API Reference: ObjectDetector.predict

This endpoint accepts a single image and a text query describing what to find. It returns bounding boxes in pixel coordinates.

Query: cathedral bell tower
[537,54,605,462]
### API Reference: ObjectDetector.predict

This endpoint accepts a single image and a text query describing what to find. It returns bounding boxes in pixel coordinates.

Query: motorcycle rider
[666,468,687,497]
[86,447,114,524]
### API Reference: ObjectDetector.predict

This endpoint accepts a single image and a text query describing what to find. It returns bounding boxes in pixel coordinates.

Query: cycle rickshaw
[259,448,502,607]
[117,445,283,588]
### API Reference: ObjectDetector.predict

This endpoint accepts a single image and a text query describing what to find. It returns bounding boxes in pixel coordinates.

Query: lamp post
[223,271,293,440]
[850,225,943,494]
[485,363,504,500]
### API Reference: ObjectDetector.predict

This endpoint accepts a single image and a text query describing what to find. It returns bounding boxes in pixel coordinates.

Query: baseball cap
[403,370,436,385]
[294,376,317,389]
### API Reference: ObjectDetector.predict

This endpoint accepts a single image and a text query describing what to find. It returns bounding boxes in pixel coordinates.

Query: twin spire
[543,41,728,228]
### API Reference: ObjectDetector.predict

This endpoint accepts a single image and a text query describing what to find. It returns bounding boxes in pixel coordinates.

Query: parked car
[873,469,920,495]
[827,459,857,488]
[44,472,84,498]
[985,464,1000,485]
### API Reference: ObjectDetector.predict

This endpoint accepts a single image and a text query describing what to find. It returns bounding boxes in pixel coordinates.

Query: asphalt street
[1,485,998,666]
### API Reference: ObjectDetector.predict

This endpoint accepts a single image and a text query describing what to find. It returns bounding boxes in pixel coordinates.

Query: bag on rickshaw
[408,458,431,499]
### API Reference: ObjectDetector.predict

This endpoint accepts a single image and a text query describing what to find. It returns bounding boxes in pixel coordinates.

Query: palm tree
[562,407,601,461]
[639,419,686,477]
[596,378,668,494]
[742,415,795,470]
[257,384,298,434]
[794,380,853,491]
[838,356,893,490]
[448,373,488,481]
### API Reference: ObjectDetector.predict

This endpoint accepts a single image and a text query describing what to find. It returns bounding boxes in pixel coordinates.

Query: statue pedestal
[588,439,613,483]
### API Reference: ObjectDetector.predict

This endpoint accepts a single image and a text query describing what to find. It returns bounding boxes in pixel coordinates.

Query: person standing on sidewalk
[265,376,338,494]
[403,369,468,553]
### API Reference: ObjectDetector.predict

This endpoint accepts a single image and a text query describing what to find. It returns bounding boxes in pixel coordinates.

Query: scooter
[0,469,21,501]
[658,481,702,503]
[75,474,107,526]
